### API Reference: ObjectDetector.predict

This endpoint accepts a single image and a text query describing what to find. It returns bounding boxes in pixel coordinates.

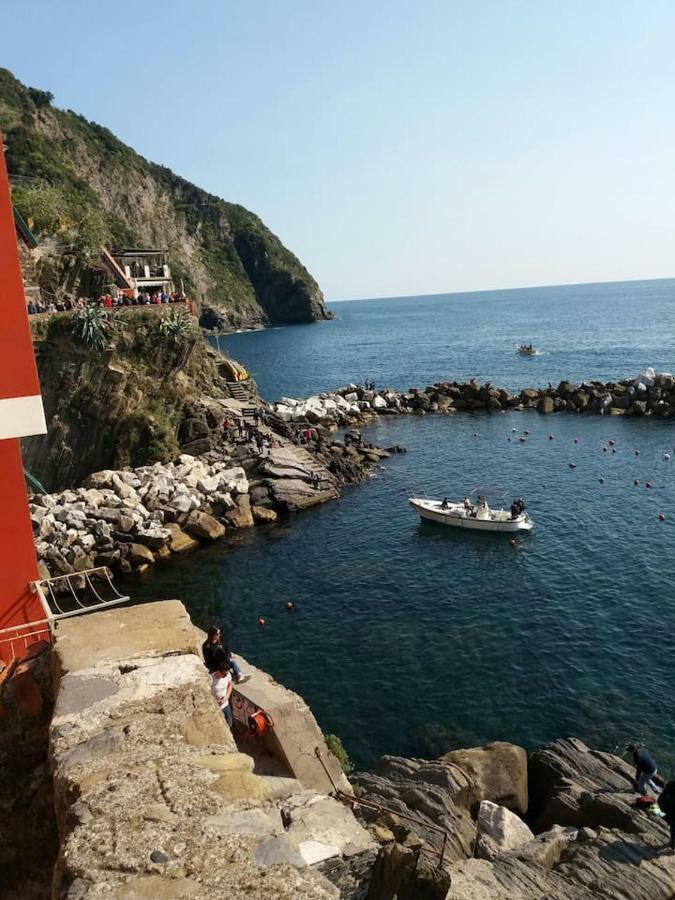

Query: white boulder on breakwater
[268,369,675,429]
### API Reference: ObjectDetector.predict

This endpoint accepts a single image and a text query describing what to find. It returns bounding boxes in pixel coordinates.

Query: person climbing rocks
[202,626,249,684]
[658,780,675,850]
[626,744,661,796]
[211,663,234,727]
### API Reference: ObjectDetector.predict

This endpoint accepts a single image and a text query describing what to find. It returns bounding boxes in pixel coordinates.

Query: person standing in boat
[510,497,525,519]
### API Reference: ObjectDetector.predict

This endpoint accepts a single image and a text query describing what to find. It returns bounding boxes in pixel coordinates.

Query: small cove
[134,281,675,769]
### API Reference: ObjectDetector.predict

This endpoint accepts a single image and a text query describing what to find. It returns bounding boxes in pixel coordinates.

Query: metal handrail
[0,618,52,662]
[32,566,130,622]
[314,747,451,869]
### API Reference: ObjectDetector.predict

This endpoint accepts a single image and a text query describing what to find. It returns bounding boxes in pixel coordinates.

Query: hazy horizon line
[327,274,675,305]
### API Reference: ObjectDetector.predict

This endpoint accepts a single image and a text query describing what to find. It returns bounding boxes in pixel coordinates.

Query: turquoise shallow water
[135,280,675,769]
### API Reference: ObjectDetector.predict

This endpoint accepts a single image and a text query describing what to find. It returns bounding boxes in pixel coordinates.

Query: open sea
[134,279,675,770]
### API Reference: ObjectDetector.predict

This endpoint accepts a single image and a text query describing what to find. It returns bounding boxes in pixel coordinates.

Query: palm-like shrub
[159,309,192,345]
[71,306,112,353]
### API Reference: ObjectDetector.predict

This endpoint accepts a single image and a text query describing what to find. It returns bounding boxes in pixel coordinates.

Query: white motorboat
[409,496,533,532]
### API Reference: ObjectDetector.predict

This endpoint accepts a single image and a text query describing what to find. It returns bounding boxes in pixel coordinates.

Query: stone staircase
[221,373,256,402]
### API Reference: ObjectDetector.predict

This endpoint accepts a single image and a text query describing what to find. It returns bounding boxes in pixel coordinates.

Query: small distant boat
[517,344,540,356]
[409,496,533,532]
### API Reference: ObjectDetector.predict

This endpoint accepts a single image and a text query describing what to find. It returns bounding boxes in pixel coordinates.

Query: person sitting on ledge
[202,625,249,684]
[626,743,661,796]
[211,660,233,727]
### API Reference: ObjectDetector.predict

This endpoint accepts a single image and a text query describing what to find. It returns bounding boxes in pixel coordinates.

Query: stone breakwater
[269,367,675,425]
[32,433,394,580]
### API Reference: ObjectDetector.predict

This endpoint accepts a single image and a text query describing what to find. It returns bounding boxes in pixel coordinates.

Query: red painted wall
[0,131,47,660]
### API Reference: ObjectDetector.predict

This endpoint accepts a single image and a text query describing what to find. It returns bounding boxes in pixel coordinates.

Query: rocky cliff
[0,68,330,328]
[23,309,233,490]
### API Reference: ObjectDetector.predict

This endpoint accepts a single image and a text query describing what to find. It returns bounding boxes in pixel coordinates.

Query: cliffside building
[111,247,174,295]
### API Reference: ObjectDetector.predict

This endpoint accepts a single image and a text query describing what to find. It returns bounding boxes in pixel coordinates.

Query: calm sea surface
[136,280,675,769]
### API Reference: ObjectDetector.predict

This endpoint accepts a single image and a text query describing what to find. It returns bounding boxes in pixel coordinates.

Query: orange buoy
[659,512,666,521]
[285,601,294,611]
[257,617,266,626]
[248,709,274,736]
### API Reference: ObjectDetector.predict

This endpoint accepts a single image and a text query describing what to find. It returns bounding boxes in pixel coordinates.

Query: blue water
[218,279,675,401]
[137,280,675,770]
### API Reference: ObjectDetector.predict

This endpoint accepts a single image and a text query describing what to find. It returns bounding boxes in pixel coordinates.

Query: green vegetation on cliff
[0,68,329,327]
[24,309,229,489]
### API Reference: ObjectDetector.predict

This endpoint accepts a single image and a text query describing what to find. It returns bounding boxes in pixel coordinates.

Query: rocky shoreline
[32,428,397,580]
[346,736,675,898]
[271,366,675,426]
[32,364,675,581]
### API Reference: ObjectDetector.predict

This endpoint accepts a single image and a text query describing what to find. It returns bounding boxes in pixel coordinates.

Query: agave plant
[159,309,192,345]
[71,306,112,353]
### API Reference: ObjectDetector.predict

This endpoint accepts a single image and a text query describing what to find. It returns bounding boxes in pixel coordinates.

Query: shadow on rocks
[599,840,661,865]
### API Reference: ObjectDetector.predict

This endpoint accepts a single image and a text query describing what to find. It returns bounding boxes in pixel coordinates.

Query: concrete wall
[48,600,371,899]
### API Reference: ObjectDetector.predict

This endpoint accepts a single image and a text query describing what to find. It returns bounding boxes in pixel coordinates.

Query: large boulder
[252,505,278,524]
[268,478,338,512]
[127,543,155,565]
[474,800,534,860]
[442,742,528,814]
[185,510,226,541]
[223,494,254,529]
[165,523,199,554]
[537,396,555,414]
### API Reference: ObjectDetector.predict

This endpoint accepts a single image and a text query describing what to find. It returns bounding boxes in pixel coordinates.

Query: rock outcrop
[351,738,675,899]
[351,756,477,864]
[31,424,390,579]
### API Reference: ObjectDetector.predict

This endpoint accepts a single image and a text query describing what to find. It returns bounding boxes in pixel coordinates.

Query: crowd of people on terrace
[26,289,188,315]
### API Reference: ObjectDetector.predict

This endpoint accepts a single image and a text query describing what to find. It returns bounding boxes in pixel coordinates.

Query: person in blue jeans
[202,625,249,684]
[626,743,661,796]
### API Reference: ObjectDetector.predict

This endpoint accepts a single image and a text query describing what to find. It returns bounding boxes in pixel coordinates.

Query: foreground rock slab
[48,600,363,899]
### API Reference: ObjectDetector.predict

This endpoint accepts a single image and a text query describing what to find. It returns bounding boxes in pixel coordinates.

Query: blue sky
[3,1,675,299]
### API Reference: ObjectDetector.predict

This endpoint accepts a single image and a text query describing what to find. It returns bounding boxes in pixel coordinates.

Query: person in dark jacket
[202,626,248,684]
[626,743,661,796]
